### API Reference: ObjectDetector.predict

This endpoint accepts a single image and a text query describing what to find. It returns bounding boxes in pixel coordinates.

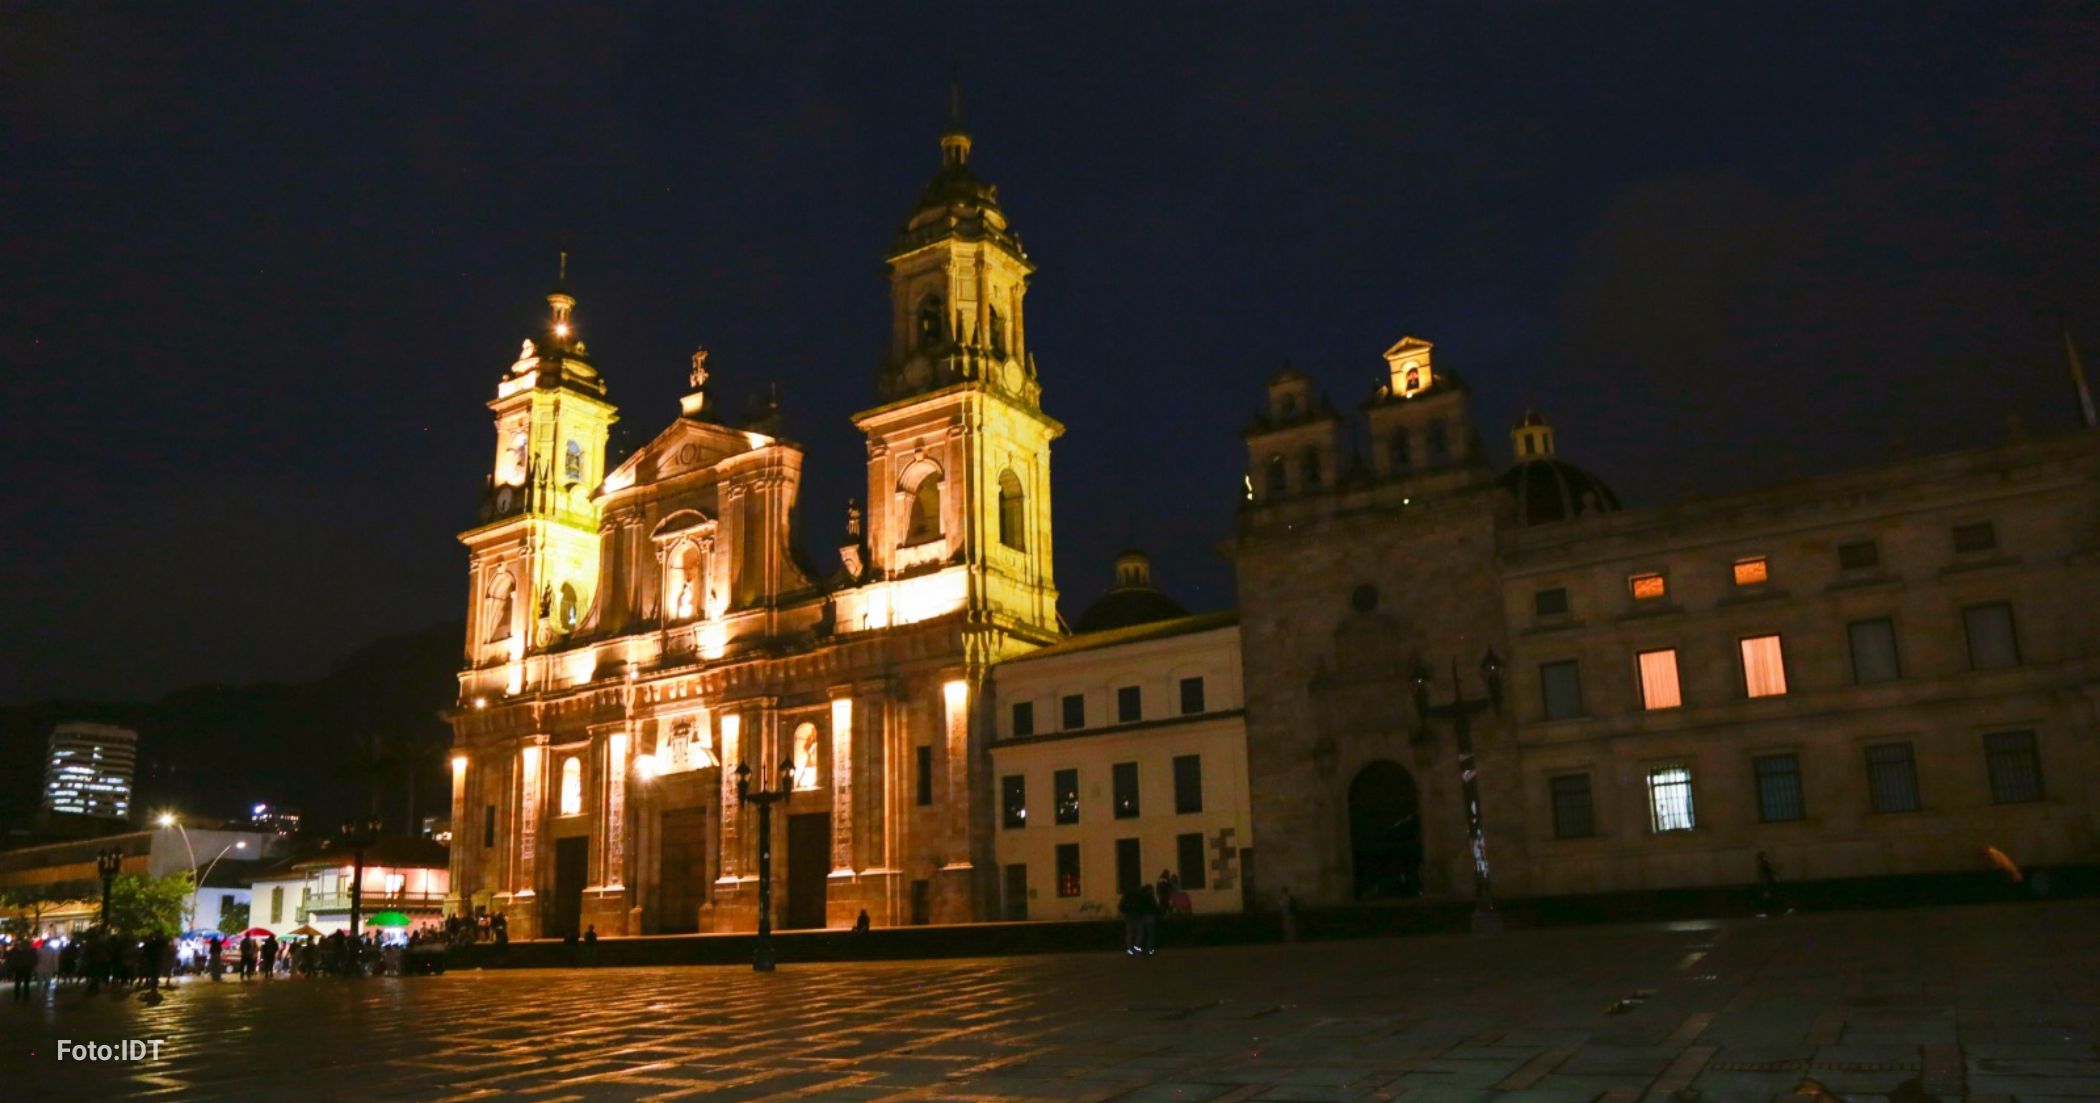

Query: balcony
[300,890,447,915]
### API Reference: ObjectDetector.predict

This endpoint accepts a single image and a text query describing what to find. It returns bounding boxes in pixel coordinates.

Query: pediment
[651,508,715,540]
[1382,336,1434,362]
[601,417,757,495]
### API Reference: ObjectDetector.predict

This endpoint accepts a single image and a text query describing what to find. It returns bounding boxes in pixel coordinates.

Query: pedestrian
[583,923,598,966]
[208,934,225,981]
[1278,886,1299,943]
[852,909,871,934]
[6,939,35,1003]
[493,913,508,945]
[261,935,279,978]
[58,938,78,984]
[1755,851,1781,916]
[35,938,59,990]
[140,930,169,990]
[1118,883,1160,956]
[238,935,257,980]
[1155,870,1177,913]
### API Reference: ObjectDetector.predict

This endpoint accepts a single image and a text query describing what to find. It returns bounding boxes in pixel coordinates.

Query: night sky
[7,3,2099,704]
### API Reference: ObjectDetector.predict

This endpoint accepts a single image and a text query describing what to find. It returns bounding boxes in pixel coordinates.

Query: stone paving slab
[4,900,2099,1102]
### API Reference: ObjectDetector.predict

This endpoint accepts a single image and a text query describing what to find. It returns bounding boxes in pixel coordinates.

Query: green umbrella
[366,911,412,928]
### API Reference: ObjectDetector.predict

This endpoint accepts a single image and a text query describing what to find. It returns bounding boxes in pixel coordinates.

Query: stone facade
[1236,337,2100,909]
[447,118,1062,938]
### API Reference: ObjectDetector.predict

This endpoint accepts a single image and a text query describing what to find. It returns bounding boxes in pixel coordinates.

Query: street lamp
[156,813,247,931]
[95,847,124,930]
[1412,650,1504,933]
[733,760,796,972]
[338,817,384,947]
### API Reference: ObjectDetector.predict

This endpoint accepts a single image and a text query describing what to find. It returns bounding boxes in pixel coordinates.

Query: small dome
[1075,550,1189,632]
[1497,457,1622,526]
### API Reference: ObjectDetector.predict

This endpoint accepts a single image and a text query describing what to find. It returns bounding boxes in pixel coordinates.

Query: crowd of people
[1,920,476,1002]
[1117,869,1195,955]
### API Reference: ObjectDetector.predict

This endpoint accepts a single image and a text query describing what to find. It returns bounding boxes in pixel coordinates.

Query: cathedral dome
[1496,410,1621,526]
[1074,550,1190,633]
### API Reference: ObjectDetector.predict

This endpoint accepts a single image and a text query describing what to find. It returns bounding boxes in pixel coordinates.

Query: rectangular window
[1848,618,1901,684]
[1179,677,1206,715]
[1054,768,1079,825]
[1055,843,1081,897]
[270,886,284,924]
[1540,660,1584,720]
[1112,761,1140,819]
[1549,774,1594,839]
[1061,693,1086,730]
[1176,832,1207,890]
[1953,521,1997,554]
[1629,572,1667,601]
[1646,766,1695,831]
[1637,648,1682,710]
[1534,587,1570,617]
[1753,753,1805,822]
[1838,539,1880,570]
[1733,557,1769,586]
[1866,742,1921,813]
[1011,701,1034,738]
[1116,685,1142,724]
[482,805,496,849]
[1964,603,2020,670]
[1740,635,1788,697]
[915,746,934,806]
[1000,774,1027,829]
[1172,754,1203,814]
[1115,837,1143,894]
[1428,419,1451,466]
[1984,730,2043,804]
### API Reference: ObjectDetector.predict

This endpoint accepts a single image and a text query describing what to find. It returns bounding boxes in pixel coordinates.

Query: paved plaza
[5,901,2099,1103]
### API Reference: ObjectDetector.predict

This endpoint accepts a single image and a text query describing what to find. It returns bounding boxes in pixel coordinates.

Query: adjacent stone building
[987,553,1252,921]
[1235,337,2100,908]
[447,116,1062,937]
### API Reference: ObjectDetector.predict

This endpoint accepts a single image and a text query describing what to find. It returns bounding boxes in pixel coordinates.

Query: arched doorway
[1349,760,1424,900]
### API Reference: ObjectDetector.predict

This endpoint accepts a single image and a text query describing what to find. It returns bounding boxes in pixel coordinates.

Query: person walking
[583,923,598,966]
[1118,884,1151,955]
[6,939,36,1003]
[208,934,225,981]
[238,935,257,981]
[260,935,279,978]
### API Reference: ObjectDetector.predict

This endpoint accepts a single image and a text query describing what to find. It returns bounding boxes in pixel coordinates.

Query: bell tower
[852,102,1061,639]
[461,258,619,676]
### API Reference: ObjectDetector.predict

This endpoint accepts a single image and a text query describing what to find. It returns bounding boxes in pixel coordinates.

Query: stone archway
[1349,760,1424,900]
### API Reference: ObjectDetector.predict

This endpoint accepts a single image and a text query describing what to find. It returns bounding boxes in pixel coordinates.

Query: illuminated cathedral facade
[445,116,1062,937]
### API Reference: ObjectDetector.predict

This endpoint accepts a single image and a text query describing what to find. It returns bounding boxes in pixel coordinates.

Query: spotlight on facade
[633,753,658,780]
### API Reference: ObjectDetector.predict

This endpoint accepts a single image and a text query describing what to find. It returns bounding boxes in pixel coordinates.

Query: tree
[216,901,250,937]
[0,884,76,938]
[107,871,190,940]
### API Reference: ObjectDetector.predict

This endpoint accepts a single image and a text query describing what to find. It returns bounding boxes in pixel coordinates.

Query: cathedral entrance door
[1348,761,1424,900]
[658,806,709,934]
[552,836,588,937]
[784,812,830,929]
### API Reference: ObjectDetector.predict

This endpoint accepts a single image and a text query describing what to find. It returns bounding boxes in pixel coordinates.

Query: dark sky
[6,3,2098,703]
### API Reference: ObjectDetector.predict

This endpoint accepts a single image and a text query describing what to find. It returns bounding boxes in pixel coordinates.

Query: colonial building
[1236,337,2100,909]
[447,115,1063,937]
[250,836,450,939]
[987,553,1251,921]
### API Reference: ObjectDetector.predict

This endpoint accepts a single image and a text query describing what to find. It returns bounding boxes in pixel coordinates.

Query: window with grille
[1848,618,1901,684]
[1646,767,1695,832]
[1754,753,1805,822]
[1550,774,1594,839]
[1984,730,2043,804]
[1637,648,1682,710]
[1865,742,1920,813]
[1055,844,1081,897]
[1964,603,2020,670]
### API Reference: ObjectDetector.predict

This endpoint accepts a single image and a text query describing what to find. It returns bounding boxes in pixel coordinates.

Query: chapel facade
[444,116,1063,937]
[1236,339,2100,909]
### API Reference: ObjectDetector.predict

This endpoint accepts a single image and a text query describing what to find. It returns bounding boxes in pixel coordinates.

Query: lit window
[1637,649,1682,710]
[1740,635,1787,697]
[384,872,406,895]
[1629,572,1667,601]
[1054,768,1080,825]
[1055,843,1081,898]
[791,722,819,790]
[1646,767,1695,832]
[1112,762,1140,819]
[1733,557,1768,586]
[558,756,582,817]
[1001,775,1027,829]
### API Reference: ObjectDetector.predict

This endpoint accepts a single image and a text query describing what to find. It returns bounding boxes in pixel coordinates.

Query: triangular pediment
[1382,336,1434,361]
[600,417,758,496]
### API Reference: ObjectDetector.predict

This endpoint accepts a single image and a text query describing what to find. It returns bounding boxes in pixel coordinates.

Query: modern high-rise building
[42,722,138,821]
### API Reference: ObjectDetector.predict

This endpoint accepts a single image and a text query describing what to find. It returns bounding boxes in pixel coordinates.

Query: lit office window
[1629,572,1667,601]
[1637,648,1682,710]
[1646,766,1695,832]
[1732,557,1769,586]
[1740,635,1788,697]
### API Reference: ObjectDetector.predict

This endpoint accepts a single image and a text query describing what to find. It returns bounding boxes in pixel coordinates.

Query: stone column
[717,711,742,880]
[830,693,855,874]
[605,731,628,888]
[446,752,468,917]
[518,737,546,899]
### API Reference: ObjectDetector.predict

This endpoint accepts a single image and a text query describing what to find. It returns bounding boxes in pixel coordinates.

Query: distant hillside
[0,622,463,838]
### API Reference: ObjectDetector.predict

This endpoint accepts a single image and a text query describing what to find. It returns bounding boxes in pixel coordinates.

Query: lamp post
[339,817,384,945]
[95,847,124,930]
[1411,651,1505,933]
[157,813,247,931]
[733,760,796,972]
